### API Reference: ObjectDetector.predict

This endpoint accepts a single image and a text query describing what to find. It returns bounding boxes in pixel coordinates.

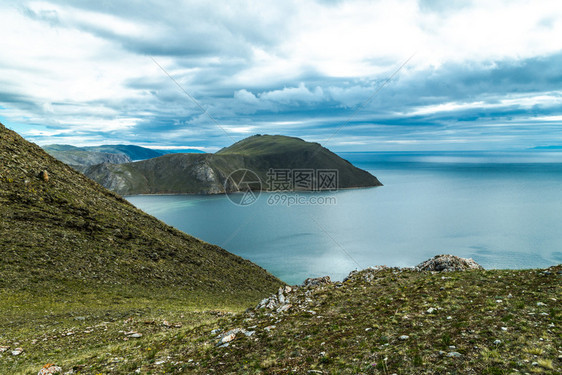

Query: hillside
[0,122,281,294]
[2,260,559,374]
[83,134,382,195]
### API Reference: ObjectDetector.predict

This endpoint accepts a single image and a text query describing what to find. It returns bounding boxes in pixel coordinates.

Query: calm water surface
[127,151,562,284]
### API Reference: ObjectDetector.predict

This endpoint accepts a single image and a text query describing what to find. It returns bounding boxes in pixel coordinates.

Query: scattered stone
[256,284,298,312]
[532,361,539,366]
[11,347,23,356]
[211,329,221,335]
[216,328,253,346]
[0,346,9,353]
[426,307,437,314]
[278,287,286,304]
[448,346,456,350]
[501,327,508,331]
[264,325,276,331]
[399,335,409,340]
[219,333,236,344]
[302,276,331,287]
[277,304,292,313]
[416,255,483,272]
[38,364,63,375]
[494,340,502,345]
[39,170,49,182]
[447,351,462,358]
[536,302,546,306]
[125,331,142,338]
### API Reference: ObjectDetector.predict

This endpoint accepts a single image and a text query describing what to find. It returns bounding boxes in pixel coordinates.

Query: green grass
[0,285,253,374]
[3,267,558,374]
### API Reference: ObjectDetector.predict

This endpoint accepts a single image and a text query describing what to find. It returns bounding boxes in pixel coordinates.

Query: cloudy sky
[1,0,562,152]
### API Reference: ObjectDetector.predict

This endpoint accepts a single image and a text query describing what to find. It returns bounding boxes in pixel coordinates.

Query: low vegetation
[1,266,559,374]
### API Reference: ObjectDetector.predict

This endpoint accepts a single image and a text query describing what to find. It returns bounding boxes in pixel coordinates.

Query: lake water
[127,151,562,285]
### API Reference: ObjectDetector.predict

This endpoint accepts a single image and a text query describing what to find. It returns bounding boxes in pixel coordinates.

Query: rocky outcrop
[257,286,294,312]
[415,254,483,272]
[302,276,332,287]
[254,256,484,318]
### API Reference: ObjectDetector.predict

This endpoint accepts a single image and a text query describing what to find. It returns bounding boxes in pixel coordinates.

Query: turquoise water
[127,151,562,284]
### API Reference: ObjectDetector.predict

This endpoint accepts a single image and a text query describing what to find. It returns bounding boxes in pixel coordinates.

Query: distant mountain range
[42,144,204,167]
[83,134,382,195]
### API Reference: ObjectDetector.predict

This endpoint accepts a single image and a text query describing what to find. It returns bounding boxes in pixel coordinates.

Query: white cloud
[259,83,325,104]
[1,0,562,149]
[234,89,259,104]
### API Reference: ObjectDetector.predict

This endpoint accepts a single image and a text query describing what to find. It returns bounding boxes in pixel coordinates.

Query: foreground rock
[415,254,483,272]
[38,364,63,375]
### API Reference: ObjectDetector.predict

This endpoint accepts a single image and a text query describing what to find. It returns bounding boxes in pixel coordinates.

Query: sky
[1,0,562,152]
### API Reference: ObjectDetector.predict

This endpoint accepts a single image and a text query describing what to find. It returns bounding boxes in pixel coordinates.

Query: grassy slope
[0,122,283,372]
[2,267,559,374]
